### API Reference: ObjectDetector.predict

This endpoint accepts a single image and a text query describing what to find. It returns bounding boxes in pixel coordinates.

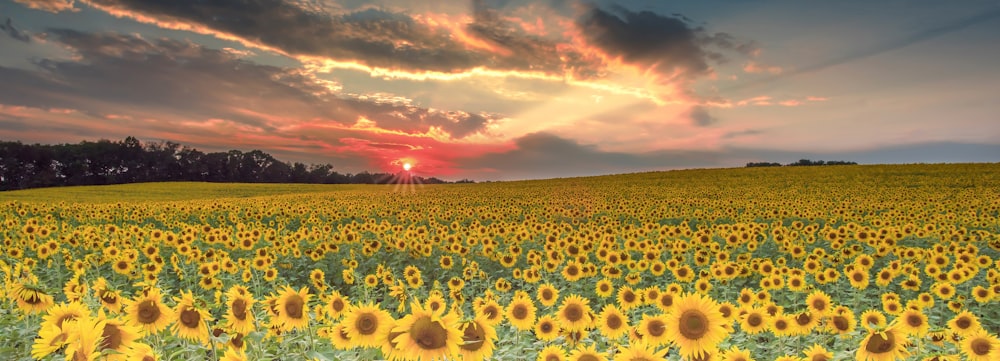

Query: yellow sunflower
[856,324,909,361]
[458,316,497,361]
[327,322,354,350]
[506,296,537,331]
[806,290,832,316]
[41,301,87,329]
[220,347,248,361]
[720,346,755,361]
[637,313,671,347]
[663,293,729,359]
[556,294,593,332]
[596,279,614,298]
[739,307,768,334]
[276,286,311,331]
[64,314,104,361]
[225,286,256,334]
[96,314,142,361]
[342,303,394,348]
[897,309,929,337]
[538,283,560,307]
[124,287,174,335]
[537,345,567,361]
[860,309,887,331]
[617,286,642,311]
[173,290,213,344]
[127,343,160,361]
[390,302,462,361]
[597,304,630,339]
[534,314,561,341]
[31,322,74,359]
[613,341,668,361]
[568,343,607,361]
[960,329,1000,361]
[946,310,981,337]
[11,282,54,314]
[803,343,833,361]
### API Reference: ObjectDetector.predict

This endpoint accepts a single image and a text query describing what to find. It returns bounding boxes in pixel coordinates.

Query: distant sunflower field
[2,163,999,361]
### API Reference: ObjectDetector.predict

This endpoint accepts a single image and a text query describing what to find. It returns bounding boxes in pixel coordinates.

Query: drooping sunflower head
[173,291,212,344]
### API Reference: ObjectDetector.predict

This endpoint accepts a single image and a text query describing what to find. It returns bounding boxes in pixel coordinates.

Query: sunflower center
[331,299,345,312]
[906,314,922,328]
[955,317,971,329]
[564,304,583,322]
[411,316,448,350]
[357,313,378,335]
[284,295,304,319]
[100,324,122,351]
[971,338,993,355]
[460,323,486,352]
[811,355,829,361]
[679,310,708,339]
[232,299,247,320]
[646,319,666,337]
[137,300,161,324]
[55,314,78,328]
[660,295,674,308]
[512,305,528,320]
[747,313,763,327]
[623,292,636,303]
[100,292,117,305]
[606,314,623,329]
[542,289,553,300]
[775,319,788,330]
[143,356,155,361]
[853,273,864,282]
[545,355,561,361]
[540,321,554,333]
[796,313,812,326]
[864,332,896,354]
[832,316,849,331]
[577,355,600,361]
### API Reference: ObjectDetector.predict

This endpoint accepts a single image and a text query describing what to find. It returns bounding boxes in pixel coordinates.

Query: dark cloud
[0,28,496,139]
[688,106,716,126]
[456,132,720,180]
[576,5,754,79]
[1,18,31,43]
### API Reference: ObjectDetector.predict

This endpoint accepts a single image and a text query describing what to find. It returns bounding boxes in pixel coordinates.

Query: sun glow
[403,162,412,171]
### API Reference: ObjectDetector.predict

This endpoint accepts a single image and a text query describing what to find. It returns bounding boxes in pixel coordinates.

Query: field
[2,163,999,361]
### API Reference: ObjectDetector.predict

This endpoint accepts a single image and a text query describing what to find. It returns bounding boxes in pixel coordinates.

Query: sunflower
[860,309,887,331]
[932,282,955,300]
[806,290,832,316]
[127,343,159,361]
[613,341,668,361]
[538,283,560,307]
[556,294,593,332]
[637,313,671,347]
[327,322,354,350]
[31,322,73,359]
[475,299,504,326]
[124,287,174,335]
[225,286,256,334]
[596,279,615,298]
[568,343,607,361]
[538,345,567,361]
[739,307,768,334]
[506,296,537,331]
[769,313,795,337]
[617,286,642,311]
[325,291,350,320]
[856,324,909,361]
[828,309,857,336]
[41,301,88,329]
[897,309,929,337]
[342,303,394,348]
[535,314,561,341]
[173,290,212,344]
[597,304,630,339]
[64,314,104,361]
[458,316,497,361]
[96,315,141,360]
[390,302,462,361]
[655,291,676,313]
[220,347,248,361]
[804,343,833,361]
[663,293,729,359]
[946,310,981,337]
[276,286,311,331]
[720,346,755,361]
[960,329,1000,361]
[11,282,54,314]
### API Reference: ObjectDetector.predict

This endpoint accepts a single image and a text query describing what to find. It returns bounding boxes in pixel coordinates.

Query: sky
[1,0,998,181]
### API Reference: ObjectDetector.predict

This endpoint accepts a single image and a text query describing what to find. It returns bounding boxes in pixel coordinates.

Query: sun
[403,162,412,171]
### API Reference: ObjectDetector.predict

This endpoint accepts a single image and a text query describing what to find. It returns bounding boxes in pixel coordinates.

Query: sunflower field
[1,163,999,361]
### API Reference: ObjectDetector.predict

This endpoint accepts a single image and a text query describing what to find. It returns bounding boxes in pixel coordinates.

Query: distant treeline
[746,159,858,168]
[0,137,464,191]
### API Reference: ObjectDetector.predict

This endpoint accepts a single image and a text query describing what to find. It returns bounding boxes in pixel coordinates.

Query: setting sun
[403,162,412,171]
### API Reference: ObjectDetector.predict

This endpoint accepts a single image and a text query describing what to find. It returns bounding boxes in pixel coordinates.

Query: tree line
[746,159,858,168]
[0,137,459,191]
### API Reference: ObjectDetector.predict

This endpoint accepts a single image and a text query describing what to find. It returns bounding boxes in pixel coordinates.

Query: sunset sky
[1,0,998,180]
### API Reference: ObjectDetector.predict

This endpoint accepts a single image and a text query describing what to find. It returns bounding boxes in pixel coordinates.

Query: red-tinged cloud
[71,0,754,101]
[13,0,77,13]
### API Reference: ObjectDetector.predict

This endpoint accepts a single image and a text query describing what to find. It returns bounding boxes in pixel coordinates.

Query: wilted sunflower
[342,303,394,348]
[458,316,497,361]
[224,286,256,334]
[173,290,213,344]
[663,293,729,359]
[506,296,537,331]
[124,287,174,335]
[856,324,909,361]
[389,302,462,361]
[276,286,311,331]
[960,329,1000,361]
[556,294,593,332]
[11,282,54,314]
[597,304,629,340]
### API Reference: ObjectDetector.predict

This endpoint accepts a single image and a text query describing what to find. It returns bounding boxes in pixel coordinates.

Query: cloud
[12,0,77,13]
[575,4,754,80]
[1,18,31,43]
[0,28,498,140]
[455,132,721,180]
[688,106,716,126]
